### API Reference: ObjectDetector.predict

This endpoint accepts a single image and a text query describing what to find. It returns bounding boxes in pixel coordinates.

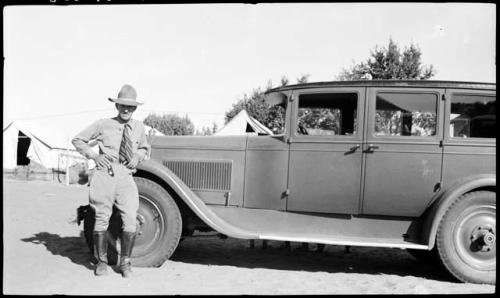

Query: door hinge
[286,137,292,144]
[442,94,446,101]
[439,140,443,147]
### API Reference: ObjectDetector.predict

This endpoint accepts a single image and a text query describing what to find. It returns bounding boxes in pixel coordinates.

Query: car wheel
[132,177,182,267]
[436,191,496,284]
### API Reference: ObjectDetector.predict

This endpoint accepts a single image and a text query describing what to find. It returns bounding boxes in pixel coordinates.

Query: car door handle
[344,144,360,155]
[364,144,379,153]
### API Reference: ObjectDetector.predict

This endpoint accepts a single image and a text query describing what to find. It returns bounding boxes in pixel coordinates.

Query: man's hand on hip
[125,154,140,169]
[94,154,113,169]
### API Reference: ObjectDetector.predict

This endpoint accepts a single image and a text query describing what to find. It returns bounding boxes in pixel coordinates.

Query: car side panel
[244,136,289,210]
[150,136,247,206]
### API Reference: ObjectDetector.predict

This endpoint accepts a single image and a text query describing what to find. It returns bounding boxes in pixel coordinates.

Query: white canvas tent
[3,121,84,170]
[144,125,164,137]
[215,110,273,136]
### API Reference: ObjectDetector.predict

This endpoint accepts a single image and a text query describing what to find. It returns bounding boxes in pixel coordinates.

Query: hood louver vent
[163,160,232,191]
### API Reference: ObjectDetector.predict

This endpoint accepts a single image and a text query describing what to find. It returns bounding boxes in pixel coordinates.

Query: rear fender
[136,159,257,239]
[422,174,496,249]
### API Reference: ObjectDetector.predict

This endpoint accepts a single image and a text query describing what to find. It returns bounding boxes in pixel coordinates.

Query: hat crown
[108,84,143,106]
[117,84,137,100]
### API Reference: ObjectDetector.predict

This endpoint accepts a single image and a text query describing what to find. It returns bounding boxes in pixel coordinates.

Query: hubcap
[453,205,496,271]
[483,232,496,246]
[132,195,164,258]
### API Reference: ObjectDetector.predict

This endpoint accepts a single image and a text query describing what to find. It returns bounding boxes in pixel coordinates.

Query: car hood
[151,135,248,151]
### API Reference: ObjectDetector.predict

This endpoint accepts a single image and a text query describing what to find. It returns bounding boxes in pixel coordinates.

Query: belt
[106,163,137,175]
[107,157,127,165]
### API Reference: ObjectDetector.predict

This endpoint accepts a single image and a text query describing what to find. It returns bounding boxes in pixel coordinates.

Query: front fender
[423,174,496,249]
[136,159,257,239]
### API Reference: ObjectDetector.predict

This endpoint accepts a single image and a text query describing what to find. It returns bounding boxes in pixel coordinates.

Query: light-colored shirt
[72,117,150,166]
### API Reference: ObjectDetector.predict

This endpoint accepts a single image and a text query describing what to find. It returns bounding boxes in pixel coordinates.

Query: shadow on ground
[20,231,456,283]
[172,236,457,283]
[21,232,96,270]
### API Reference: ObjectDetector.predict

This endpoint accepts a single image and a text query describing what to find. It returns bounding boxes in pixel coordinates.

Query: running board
[208,206,429,250]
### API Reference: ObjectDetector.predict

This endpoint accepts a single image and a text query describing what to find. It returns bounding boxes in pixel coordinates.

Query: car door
[441,89,496,186]
[361,87,445,217]
[286,87,365,214]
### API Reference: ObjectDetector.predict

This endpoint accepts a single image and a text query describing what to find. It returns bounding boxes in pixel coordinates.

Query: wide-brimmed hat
[108,84,143,106]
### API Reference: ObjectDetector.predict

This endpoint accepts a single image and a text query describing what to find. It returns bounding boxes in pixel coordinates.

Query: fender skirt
[136,160,258,239]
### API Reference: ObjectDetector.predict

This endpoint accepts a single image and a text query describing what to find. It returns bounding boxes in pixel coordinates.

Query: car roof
[266,80,496,93]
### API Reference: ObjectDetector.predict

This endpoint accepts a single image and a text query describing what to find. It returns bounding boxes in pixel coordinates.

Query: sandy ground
[2,179,495,295]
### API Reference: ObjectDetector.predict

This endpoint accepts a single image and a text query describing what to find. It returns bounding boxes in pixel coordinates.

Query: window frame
[444,89,496,144]
[290,88,364,143]
[367,88,443,143]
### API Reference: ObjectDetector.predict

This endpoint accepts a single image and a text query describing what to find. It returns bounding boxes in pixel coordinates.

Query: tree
[224,75,309,134]
[337,38,435,81]
[280,76,289,87]
[194,121,219,136]
[296,74,310,84]
[195,126,212,136]
[211,121,219,134]
[143,113,194,136]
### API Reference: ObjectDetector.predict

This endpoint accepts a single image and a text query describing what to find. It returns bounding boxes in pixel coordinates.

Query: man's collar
[113,116,134,125]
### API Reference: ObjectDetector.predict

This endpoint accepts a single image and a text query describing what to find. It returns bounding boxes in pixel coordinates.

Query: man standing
[72,84,150,277]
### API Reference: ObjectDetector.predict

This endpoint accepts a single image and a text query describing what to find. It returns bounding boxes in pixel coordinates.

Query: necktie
[119,123,133,163]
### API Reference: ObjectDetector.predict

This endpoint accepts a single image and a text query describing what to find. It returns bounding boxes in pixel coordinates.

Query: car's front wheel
[436,191,496,284]
[132,177,182,267]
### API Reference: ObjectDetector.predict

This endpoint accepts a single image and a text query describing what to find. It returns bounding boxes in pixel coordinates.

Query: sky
[3,3,496,142]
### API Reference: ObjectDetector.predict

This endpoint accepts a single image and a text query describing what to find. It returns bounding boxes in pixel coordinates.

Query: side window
[375,92,438,137]
[450,94,496,138]
[297,93,358,136]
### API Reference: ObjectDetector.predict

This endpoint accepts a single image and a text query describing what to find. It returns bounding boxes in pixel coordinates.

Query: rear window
[450,94,496,138]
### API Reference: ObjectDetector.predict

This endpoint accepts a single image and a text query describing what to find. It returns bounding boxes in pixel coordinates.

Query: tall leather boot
[119,231,136,278]
[93,231,109,276]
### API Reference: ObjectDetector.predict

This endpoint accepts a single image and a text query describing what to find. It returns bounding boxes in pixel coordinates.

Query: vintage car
[84,80,496,284]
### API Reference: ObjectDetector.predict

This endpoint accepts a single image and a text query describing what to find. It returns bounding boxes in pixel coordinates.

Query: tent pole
[65,136,70,185]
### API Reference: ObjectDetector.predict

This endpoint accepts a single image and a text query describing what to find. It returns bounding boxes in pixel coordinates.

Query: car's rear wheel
[436,191,496,284]
[83,177,182,267]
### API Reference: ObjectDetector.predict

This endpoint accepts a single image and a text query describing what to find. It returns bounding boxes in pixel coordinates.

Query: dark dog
[76,204,122,265]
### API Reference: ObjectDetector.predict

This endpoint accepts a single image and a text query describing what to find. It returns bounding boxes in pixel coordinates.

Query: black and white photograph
[3,1,496,295]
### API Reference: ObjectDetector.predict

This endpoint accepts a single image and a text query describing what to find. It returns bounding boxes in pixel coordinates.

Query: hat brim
[108,98,143,106]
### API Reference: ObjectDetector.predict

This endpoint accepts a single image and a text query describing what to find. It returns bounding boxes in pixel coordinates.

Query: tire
[132,177,183,267]
[82,177,183,268]
[436,191,496,284]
